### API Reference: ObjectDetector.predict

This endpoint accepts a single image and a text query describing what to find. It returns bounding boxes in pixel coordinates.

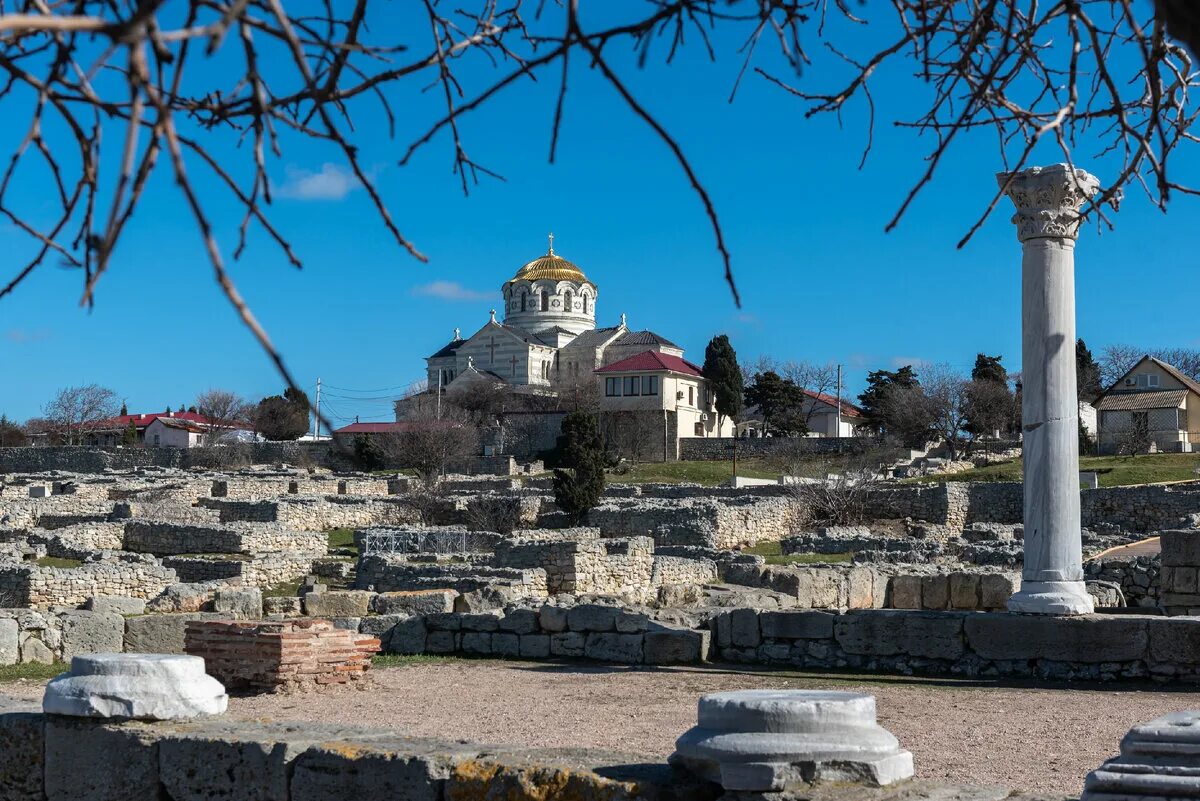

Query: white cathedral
[419,237,733,456]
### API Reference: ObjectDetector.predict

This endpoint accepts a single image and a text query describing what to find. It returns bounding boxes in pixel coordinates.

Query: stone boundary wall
[198,496,418,530]
[379,602,1200,683]
[0,557,176,608]
[0,711,718,801]
[1085,554,1159,607]
[356,555,549,597]
[122,520,327,556]
[679,437,871,460]
[161,554,315,587]
[581,497,792,549]
[0,443,347,474]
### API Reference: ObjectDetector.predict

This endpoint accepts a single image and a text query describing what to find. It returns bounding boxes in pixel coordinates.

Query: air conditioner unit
[1124,378,1137,386]
[700,413,709,422]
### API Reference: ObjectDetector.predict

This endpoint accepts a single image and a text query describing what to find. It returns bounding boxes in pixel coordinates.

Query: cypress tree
[702,334,743,429]
[552,411,606,524]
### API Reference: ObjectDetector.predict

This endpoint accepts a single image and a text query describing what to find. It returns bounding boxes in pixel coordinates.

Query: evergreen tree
[122,420,138,446]
[857,366,920,435]
[0,416,29,447]
[254,388,311,441]
[971,354,1007,384]
[1076,338,1103,401]
[701,335,742,429]
[552,411,606,523]
[119,402,128,416]
[744,371,808,435]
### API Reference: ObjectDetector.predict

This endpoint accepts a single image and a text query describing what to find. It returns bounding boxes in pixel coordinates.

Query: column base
[1007,581,1094,615]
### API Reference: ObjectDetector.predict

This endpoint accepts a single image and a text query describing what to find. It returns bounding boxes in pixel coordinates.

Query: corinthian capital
[996,163,1101,242]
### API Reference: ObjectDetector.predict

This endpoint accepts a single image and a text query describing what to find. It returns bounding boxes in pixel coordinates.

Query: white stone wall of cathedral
[502,278,597,335]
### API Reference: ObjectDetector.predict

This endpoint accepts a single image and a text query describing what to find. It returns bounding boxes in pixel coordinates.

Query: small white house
[143,416,206,448]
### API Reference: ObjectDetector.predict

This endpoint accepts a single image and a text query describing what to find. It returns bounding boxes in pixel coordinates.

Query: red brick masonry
[185,618,381,691]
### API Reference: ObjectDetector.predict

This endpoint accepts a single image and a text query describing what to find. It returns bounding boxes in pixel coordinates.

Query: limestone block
[566,604,617,632]
[980,574,1020,610]
[615,610,650,633]
[836,610,965,660]
[45,719,161,801]
[213,588,263,620]
[391,616,428,655]
[459,612,502,632]
[330,617,361,631]
[291,735,473,801]
[0,619,18,667]
[124,614,209,655]
[1147,617,1200,664]
[461,632,492,655]
[538,605,569,633]
[148,583,213,614]
[1082,711,1200,801]
[672,690,913,791]
[949,574,980,610]
[583,633,642,664]
[890,576,922,610]
[43,654,227,720]
[86,596,148,616]
[426,630,456,654]
[263,597,301,616]
[426,613,461,631]
[0,711,43,800]
[60,611,124,661]
[371,590,455,616]
[1176,566,1199,594]
[156,720,316,801]
[795,569,842,609]
[714,612,732,648]
[921,575,949,610]
[847,568,876,609]
[549,632,585,657]
[759,611,834,641]
[492,632,520,657]
[519,634,550,658]
[644,627,709,664]
[302,590,374,618]
[498,609,540,635]
[359,614,403,644]
[21,637,53,665]
[1160,530,1200,566]
[729,608,761,648]
[964,613,1148,663]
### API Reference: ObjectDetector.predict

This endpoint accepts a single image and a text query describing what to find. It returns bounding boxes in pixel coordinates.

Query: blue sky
[1,4,1197,426]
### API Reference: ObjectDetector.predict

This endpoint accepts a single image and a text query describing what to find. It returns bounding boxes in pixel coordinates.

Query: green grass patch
[326,527,357,554]
[261,579,303,598]
[0,661,66,682]
[614,458,781,486]
[908,453,1200,487]
[742,540,852,566]
[34,557,82,569]
[372,653,458,668]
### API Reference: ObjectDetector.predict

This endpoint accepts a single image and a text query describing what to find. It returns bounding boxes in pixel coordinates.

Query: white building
[143,416,206,448]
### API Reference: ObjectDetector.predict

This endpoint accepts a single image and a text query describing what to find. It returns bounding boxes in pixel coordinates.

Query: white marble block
[1083,711,1200,800]
[43,653,227,720]
[671,690,913,792]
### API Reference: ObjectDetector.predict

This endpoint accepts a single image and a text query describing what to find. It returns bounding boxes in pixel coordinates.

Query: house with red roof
[42,411,254,448]
[595,350,734,460]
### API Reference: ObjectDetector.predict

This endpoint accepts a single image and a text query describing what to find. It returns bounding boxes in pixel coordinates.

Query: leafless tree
[778,360,837,429]
[600,410,664,463]
[195,388,249,445]
[1,0,1197,426]
[1099,344,1200,386]
[43,384,118,445]
[922,364,971,461]
[464,491,524,535]
[789,462,882,528]
[375,407,480,484]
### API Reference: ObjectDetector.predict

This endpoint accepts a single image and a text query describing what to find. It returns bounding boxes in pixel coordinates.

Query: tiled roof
[803,389,864,418]
[1094,390,1188,411]
[596,350,703,377]
[151,417,206,433]
[92,412,242,431]
[614,330,680,349]
[428,338,464,358]
[334,420,461,435]
[560,326,622,350]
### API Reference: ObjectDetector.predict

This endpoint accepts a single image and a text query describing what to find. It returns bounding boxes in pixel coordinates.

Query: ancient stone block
[86,596,147,616]
[21,638,53,665]
[847,568,876,609]
[964,613,1148,663]
[921,575,949,610]
[124,614,207,655]
[45,719,160,801]
[491,632,520,657]
[291,736,469,801]
[949,574,980,610]
[615,610,650,633]
[549,632,584,657]
[1148,617,1200,664]
[980,574,1020,610]
[835,610,965,660]
[889,576,922,610]
[60,611,124,661]
[1160,530,1200,566]
[371,590,455,616]
[460,612,502,632]
[519,634,550,658]
[644,627,709,664]
[729,608,761,648]
[390,617,428,655]
[584,633,642,663]
[460,632,492,655]
[425,613,461,631]
[1176,567,1199,594]
[759,610,835,641]
[498,609,540,635]
[425,630,456,653]
[213,588,263,620]
[156,722,312,801]
[302,590,374,618]
[0,620,18,667]
[263,597,301,616]
[538,605,568,633]
[566,604,617,632]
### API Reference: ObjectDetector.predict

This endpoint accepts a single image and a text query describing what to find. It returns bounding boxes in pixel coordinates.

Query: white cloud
[275,163,361,201]
[411,281,492,302]
[4,328,49,344]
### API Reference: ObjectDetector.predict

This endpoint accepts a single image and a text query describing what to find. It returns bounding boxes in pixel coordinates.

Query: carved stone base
[1007,580,1095,615]
[43,653,227,720]
[1083,711,1200,800]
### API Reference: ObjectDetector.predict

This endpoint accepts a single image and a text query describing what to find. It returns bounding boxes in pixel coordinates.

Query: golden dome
[506,235,589,285]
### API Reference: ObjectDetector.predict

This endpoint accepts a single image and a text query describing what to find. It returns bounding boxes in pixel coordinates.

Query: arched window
[541,292,549,312]
[582,294,589,314]
[520,293,527,312]
[564,290,573,312]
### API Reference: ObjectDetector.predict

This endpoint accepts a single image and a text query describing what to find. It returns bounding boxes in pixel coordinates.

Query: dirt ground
[12,659,1200,797]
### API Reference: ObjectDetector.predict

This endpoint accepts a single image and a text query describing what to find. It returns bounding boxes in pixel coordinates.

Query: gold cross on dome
[547,232,555,255]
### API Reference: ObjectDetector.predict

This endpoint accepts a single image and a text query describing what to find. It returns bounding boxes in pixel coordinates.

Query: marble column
[998,163,1100,615]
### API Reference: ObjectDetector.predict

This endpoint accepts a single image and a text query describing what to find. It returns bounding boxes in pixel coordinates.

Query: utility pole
[835,364,843,437]
[436,369,442,420]
[314,377,322,439]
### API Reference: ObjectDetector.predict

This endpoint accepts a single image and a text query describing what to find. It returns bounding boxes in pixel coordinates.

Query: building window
[643,375,659,396]
[605,377,620,396]
[521,293,527,312]
[623,376,641,396]
[583,294,589,314]
[541,293,549,312]
[564,290,573,311]
[688,386,694,406]
[694,422,704,436]
[153,434,160,446]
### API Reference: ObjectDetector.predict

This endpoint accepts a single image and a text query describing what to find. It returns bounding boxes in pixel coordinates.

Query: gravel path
[13,660,1200,796]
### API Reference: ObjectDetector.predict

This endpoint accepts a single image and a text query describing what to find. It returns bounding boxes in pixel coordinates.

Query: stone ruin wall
[122,519,327,556]
[582,497,793,549]
[0,557,177,608]
[199,496,418,530]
